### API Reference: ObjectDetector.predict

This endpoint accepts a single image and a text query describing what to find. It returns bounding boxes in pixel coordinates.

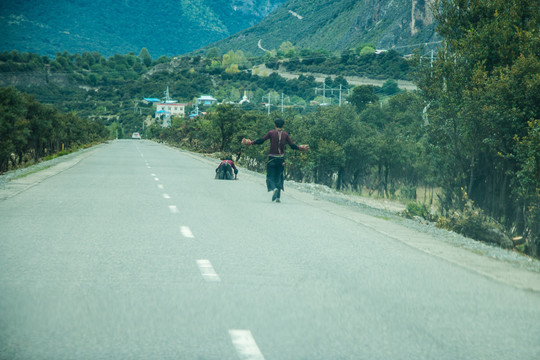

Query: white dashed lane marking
[163,194,170,199]
[196,260,220,282]
[168,205,179,214]
[229,330,265,360]
[180,226,194,238]
[158,184,164,189]
[154,177,159,181]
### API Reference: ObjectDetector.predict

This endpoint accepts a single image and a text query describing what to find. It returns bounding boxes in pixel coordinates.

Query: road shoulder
[286,184,540,293]
[0,144,104,201]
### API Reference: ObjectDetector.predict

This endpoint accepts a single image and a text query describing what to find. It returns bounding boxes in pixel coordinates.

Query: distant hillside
[0,0,286,58]
[199,0,440,56]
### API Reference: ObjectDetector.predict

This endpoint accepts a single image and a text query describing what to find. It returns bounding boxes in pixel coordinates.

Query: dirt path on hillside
[253,64,417,90]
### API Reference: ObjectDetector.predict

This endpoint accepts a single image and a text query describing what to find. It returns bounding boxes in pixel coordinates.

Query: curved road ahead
[1,140,539,359]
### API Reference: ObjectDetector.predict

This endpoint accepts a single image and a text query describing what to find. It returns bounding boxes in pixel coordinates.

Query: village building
[155,102,185,117]
[197,95,218,106]
[143,97,161,104]
[155,102,185,127]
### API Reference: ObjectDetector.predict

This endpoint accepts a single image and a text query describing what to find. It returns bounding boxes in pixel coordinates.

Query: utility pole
[163,86,173,103]
[315,83,348,106]
[263,93,273,116]
[430,49,434,78]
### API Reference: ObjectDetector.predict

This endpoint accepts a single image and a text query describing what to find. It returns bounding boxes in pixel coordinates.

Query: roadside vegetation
[0,0,538,258]
[414,0,539,257]
[0,87,107,173]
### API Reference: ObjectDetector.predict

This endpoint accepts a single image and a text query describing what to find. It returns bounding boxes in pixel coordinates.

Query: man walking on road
[242,118,309,202]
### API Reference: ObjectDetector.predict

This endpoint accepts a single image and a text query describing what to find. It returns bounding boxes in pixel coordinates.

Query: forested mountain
[200,0,440,56]
[0,0,286,58]
[2,0,439,59]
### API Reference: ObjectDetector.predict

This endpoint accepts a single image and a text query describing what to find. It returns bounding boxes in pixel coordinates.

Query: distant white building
[155,103,185,117]
[239,91,250,104]
[155,103,185,127]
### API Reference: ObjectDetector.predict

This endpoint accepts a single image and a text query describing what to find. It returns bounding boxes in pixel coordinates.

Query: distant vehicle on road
[132,132,141,139]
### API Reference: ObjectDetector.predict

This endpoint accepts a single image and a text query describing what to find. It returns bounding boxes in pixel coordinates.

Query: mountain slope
[0,0,286,58]
[200,0,440,55]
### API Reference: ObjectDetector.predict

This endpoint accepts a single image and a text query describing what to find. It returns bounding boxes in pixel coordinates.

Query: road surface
[1,140,539,359]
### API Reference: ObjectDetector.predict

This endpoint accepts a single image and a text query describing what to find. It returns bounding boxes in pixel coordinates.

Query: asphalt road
[1,140,539,359]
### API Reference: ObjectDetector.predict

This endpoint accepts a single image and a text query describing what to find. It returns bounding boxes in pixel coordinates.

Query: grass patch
[16,164,55,179]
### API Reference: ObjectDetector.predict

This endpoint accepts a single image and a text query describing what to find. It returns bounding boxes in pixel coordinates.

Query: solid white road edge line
[196,260,220,282]
[229,330,265,360]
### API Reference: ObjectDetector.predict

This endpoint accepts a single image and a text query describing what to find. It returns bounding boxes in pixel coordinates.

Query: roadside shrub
[403,202,430,219]
[436,203,513,249]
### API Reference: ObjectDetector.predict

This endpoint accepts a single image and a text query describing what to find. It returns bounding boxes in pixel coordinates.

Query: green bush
[404,202,429,219]
[436,204,513,248]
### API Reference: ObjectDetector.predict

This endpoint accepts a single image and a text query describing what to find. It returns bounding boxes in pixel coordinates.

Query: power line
[314,83,350,106]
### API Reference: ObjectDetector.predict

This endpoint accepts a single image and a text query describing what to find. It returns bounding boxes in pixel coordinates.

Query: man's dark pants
[266,156,284,192]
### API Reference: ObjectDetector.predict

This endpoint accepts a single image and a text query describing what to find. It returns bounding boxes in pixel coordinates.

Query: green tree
[348,85,379,113]
[359,46,375,56]
[378,79,400,96]
[225,64,240,75]
[26,97,54,159]
[278,41,296,58]
[0,87,30,171]
[417,0,540,254]
[208,104,242,152]
[206,47,221,59]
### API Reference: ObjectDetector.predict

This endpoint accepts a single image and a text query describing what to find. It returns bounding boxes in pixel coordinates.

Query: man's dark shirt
[253,129,299,156]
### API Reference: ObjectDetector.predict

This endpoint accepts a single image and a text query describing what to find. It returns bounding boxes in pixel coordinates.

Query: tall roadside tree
[0,87,30,172]
[416,0,540,255]
[208,104,243,152]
